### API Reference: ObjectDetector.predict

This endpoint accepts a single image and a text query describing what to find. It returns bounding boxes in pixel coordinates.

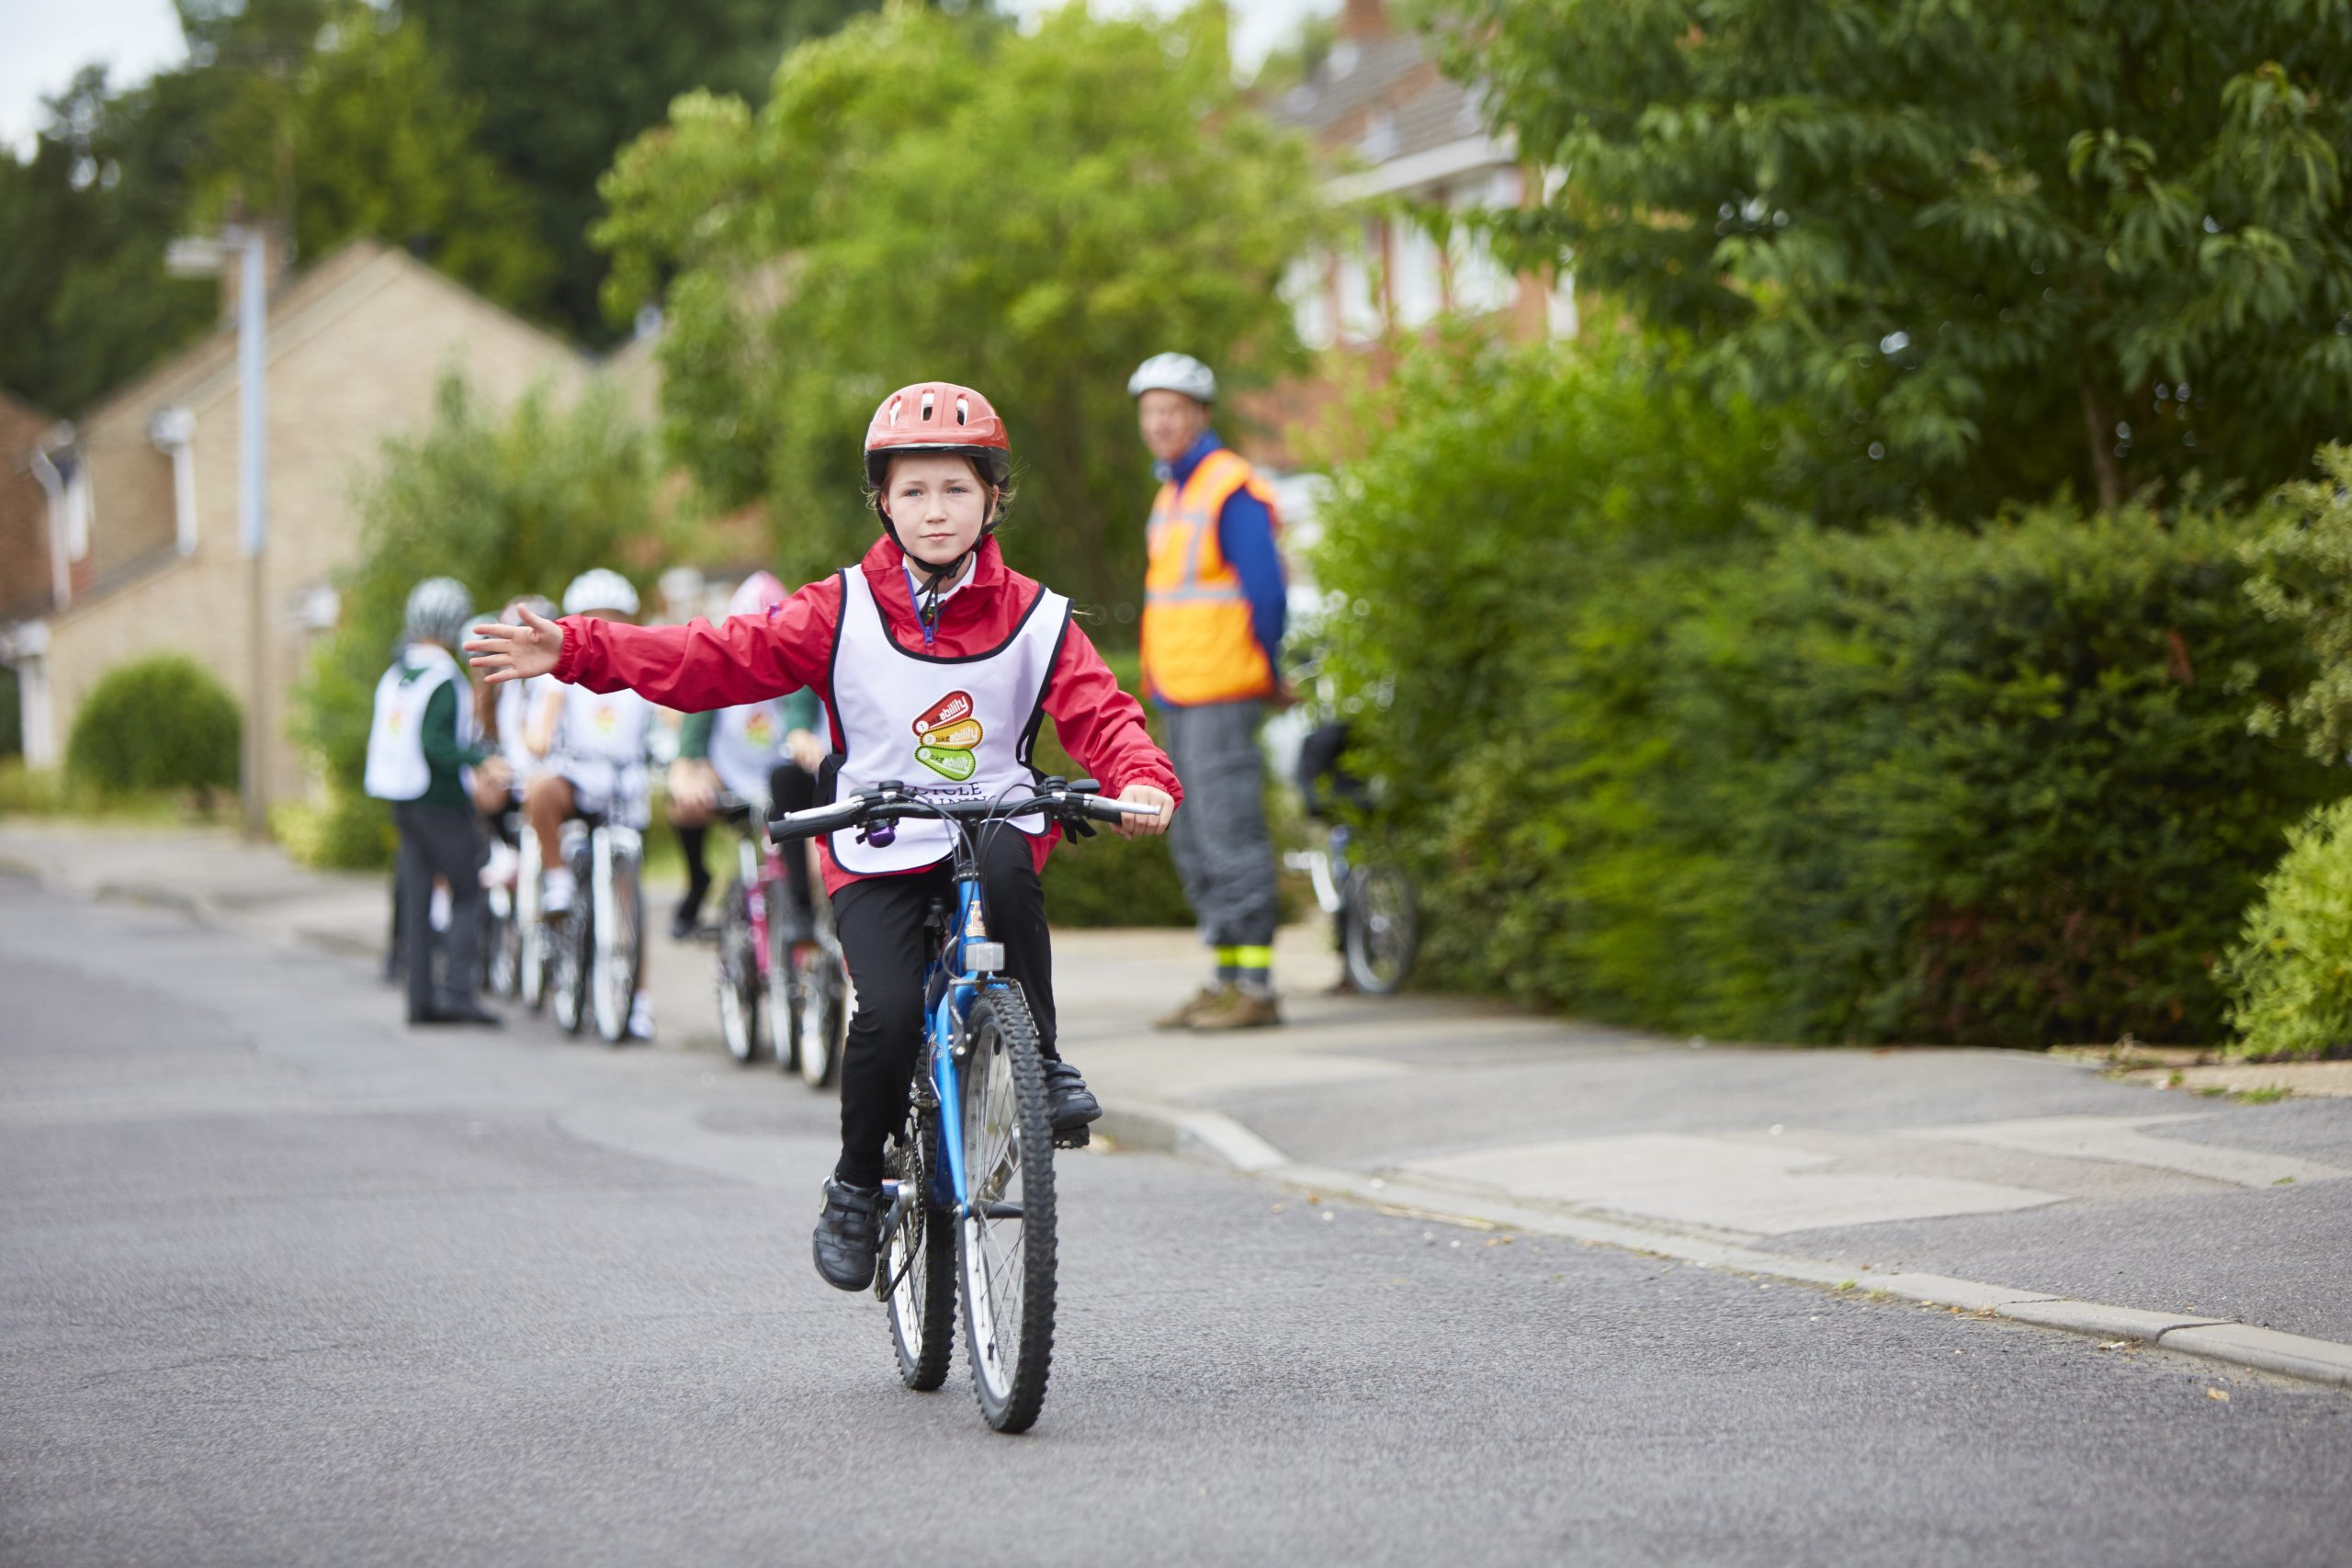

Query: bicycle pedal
[1052,1126,1091,1151]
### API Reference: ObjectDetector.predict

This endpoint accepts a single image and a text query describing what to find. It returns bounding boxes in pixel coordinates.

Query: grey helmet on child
[402,576,475,649]
[561,569,639,617]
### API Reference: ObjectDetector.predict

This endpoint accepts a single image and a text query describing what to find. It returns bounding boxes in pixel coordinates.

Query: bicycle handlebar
[766,778,1157,844]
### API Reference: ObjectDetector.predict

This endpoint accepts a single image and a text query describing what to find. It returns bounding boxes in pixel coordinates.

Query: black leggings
[830,829,1057,1188]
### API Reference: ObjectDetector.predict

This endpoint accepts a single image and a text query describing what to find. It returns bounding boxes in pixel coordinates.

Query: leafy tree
[1451,0,2352,519]
[0,1,548,412]
[0,65,224,413]
[2242,442,2352,756]
[597,1,1327,621]
[196,4,552,311]
[404,0,876,339]
[288,374,665,865]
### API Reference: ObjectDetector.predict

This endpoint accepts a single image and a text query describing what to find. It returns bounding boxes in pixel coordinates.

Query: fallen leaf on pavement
[2207,1388,2231,1402]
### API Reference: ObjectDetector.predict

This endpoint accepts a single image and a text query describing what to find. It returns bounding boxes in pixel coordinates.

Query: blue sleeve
[1217,487,1287,665]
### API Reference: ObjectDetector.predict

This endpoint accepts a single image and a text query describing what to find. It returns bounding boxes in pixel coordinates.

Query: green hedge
[1035,646,1193,928]
[1319,336,2335,1044]
[65,654,241,802]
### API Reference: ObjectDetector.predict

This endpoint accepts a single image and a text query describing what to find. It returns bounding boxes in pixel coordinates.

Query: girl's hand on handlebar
[1115,783,1174,839]
[465,604,565,684]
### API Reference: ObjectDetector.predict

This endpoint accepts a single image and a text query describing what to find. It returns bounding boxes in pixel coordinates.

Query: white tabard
[825,566,1069,875]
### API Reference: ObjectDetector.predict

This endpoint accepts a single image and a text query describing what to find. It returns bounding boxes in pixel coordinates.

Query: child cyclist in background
[469,382,1180,1292]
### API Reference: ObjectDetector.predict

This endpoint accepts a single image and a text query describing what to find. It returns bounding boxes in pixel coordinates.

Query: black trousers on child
[392,800,485,1021]
[829,828,1058,1188]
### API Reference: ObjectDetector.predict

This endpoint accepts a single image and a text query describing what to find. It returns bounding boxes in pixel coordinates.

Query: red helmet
[864,381,1012,489]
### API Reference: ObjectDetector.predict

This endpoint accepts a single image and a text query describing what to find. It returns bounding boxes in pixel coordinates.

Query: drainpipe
[27,436,74,612]
[149,407,198,556]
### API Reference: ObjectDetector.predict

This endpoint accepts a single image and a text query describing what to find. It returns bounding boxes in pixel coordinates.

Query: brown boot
[1154,983,1233,1031]
[1190,985,1283,1031]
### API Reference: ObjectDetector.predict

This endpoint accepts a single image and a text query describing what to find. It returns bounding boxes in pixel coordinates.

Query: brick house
[0,239,588,803]
[1233,0,1576,538]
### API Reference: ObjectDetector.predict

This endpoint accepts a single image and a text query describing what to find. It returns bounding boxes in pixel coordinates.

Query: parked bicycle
[770,775,1152,1433]
[711,795,852,1086]
[1283,720,1417,995]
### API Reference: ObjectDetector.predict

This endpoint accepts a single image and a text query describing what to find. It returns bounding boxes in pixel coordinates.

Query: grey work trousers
[1162,697,1279,950]
[391,800,485,1019]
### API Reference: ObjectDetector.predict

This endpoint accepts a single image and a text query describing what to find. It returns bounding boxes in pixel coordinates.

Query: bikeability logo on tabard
[911,691,983,781]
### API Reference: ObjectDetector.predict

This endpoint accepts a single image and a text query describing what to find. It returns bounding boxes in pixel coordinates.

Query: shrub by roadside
[2222,795,2352,1061]
[66,654,241,806]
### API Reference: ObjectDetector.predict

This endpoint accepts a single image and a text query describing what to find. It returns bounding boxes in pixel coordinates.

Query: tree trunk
[2079,379,2124,511]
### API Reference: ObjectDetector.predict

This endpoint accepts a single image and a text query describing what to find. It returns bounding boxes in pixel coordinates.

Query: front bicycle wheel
[956,989,1057,1433]
[1341,862,1418,996]
[593,849,643,1045]
[881,1123,956,1392]
[550,900,589,1035]
[715,876,760,1064]
[486,889,520,998]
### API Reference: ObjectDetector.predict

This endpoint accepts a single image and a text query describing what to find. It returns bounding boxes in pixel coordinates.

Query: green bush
[1318,335,2335,1044]
[2222,797,2352,1061]
[1035,647,1193,929]
[65,654,241,801]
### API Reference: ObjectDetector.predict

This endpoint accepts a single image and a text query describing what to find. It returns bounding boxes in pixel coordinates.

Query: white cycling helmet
[562,568,639,617]
[1127,352,1216,404]
[402,576,474,649]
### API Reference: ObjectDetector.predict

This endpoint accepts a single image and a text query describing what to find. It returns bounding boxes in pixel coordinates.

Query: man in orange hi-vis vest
[1132,352,1289,1030]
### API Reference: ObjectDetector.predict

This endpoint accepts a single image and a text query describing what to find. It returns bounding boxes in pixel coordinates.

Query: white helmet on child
[402,576,474,649]
[562,569,639,617]
[1127,352,1216,404]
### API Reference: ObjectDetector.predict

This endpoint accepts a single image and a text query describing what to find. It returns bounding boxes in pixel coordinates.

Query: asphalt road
[6,876,2350,1567]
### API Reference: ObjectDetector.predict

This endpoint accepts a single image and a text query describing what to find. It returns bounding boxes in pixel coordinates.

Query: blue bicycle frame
[913,864,1023,1217]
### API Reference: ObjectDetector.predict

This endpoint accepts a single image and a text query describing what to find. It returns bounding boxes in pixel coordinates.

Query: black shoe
[1043,1059,1101,1132]
[411,1002,503,1028]
[811,1179,883,1292]
[670,900,704,942]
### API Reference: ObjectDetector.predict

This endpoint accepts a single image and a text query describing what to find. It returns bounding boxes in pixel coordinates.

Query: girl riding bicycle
[468,382,1180,1292]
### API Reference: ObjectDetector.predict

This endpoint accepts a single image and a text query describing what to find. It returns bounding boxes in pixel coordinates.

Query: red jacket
[552,535,1181,894]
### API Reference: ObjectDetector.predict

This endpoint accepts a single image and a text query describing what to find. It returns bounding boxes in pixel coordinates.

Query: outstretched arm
[469,579,840,713]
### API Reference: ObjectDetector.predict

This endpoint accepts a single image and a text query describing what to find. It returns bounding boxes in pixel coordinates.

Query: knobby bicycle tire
[881,1124,956,1391]
[1341,863,1419,997]
[956,990,1057,1433]
[797,948,847,1090]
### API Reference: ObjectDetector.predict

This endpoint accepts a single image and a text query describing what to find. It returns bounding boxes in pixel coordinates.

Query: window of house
[1284,253,1334,351]
[1336,219,1385,343]
[1392,217,1444,330]
[1446,173,1521,317]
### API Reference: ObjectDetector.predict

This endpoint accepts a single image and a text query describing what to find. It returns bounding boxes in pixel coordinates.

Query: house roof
[72,239,588,434]
[1269,28,1485,169]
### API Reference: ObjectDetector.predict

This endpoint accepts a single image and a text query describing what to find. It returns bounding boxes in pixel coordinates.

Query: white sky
[0,0,1339,159]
